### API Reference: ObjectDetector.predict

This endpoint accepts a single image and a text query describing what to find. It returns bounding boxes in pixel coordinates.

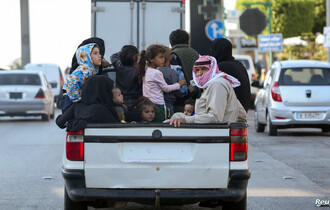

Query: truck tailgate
[84,125,230,189]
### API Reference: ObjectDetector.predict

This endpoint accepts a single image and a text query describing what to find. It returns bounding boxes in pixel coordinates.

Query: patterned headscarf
[192,55,240,89]
[64,43,100,102]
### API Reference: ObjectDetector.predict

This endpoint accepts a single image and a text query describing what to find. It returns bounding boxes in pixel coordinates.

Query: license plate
[296,112,322,119]
[10,92,22,99]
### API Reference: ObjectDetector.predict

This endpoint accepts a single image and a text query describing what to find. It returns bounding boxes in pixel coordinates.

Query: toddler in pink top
[137,44,186,122]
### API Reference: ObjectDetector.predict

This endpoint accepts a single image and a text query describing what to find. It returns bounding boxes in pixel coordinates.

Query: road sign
[258,34,283,52]
[225,10,245,37]
[226,10,241,21]
[205,20,224,40]
[240,8,267,36]
[323,26,330,48]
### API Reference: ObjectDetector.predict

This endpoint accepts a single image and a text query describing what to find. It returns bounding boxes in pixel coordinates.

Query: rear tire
[322,127,330,132]
[64,187,87,210]
[254,111,265,132]
[41,114,50,121]
[50,108,55,119]
[266,114,277,136]
[222,192,247,210]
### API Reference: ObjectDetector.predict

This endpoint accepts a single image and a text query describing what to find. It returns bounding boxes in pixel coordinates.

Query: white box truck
[91,0,185,60]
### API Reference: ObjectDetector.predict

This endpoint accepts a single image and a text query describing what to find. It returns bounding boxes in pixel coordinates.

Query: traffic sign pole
[242,2,272,65]
[327,0,330,62]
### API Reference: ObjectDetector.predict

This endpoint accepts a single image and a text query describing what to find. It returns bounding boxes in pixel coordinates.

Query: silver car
[253,60,330,136]
[0,70,55,121]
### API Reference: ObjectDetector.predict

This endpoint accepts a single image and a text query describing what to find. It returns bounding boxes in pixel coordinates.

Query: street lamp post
[242,2,272,65]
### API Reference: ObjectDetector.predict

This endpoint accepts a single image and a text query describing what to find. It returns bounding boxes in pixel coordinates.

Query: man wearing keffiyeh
[166,55,247,127]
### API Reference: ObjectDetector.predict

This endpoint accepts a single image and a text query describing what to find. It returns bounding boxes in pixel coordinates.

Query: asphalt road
[0,110,329,210]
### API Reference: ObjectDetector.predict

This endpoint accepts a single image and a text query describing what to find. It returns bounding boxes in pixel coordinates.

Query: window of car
[236,59,250,70]
[279,68,330,85]
[263,66,276,88]
[0,74,41,86]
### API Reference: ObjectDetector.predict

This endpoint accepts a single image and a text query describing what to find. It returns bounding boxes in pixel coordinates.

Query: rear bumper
[269,107,330,126]
[0,101,50,116]
[62,168,250,203]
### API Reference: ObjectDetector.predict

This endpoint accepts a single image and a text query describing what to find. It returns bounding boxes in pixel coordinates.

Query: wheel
[64,187,87,210]
[222,192,247,210]
[322,126,330,132]
[41,113,50,121]
[266,114,277,136]
[254,111,265,132]
[50,108,55,119]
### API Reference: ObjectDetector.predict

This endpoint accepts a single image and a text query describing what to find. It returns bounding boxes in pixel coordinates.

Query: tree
[236,0,316,38]
[9,58,22,70]
[312,0,326,34]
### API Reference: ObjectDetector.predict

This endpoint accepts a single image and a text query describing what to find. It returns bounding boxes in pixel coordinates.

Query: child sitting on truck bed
[183,98,195,116]
[112,87,142,123]
[135,97,156,122]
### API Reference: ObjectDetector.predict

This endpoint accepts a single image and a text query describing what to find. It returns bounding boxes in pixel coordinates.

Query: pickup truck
[62,122,250,210]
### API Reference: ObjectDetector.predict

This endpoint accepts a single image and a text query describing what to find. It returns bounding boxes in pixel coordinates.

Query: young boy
[112,87,127,122]
[59,43,102,113]
[112,87,141,122]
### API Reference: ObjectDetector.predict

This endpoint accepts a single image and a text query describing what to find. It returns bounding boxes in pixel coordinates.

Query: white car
[0,70,55,121]
[253,60,330,136]
[233,54,258,108]
[24,63,64,101]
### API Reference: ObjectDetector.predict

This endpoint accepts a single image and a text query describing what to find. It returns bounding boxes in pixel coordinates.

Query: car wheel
[254,111,265,132]
[64,187,87,210]
[221,191,247,210]
[266,114,277,136]
[41,114,50,121]
[50,108,55,119]
[322,126,330,133]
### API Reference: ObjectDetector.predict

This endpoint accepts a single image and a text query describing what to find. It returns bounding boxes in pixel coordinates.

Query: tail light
[251,73,257,81]
[230,128,248,161]
[271,81,282,102]
[35,88,45,99]
[66,129,84,161]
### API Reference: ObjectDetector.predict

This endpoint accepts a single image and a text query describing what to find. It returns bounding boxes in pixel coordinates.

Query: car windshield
[279,68,330,86]
[0,74,41,86]
[237,59,250,70]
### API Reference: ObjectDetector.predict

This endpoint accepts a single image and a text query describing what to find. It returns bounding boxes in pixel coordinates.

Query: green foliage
[236,0,316,38]
[9,58,22,70]
[312,0,326,34]
[278,43,327,61]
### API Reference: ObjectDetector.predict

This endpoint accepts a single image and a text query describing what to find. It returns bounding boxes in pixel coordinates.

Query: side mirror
[251,81,263,88]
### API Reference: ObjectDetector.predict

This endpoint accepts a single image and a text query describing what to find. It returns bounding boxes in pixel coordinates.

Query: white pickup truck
[62,122,250,210]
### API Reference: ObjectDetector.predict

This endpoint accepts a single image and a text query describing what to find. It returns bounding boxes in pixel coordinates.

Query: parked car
[0,70,55,121]
[233,54,258,108]
[24,63,64,102]
[253,60,330,136]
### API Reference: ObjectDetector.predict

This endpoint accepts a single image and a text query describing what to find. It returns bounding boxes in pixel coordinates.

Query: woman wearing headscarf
[210,38,251,112]
[167,56,247,127]
[70,37,110,75]
[56,75,119,131]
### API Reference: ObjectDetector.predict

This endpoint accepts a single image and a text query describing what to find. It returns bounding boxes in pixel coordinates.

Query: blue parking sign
[205,20,224,40]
